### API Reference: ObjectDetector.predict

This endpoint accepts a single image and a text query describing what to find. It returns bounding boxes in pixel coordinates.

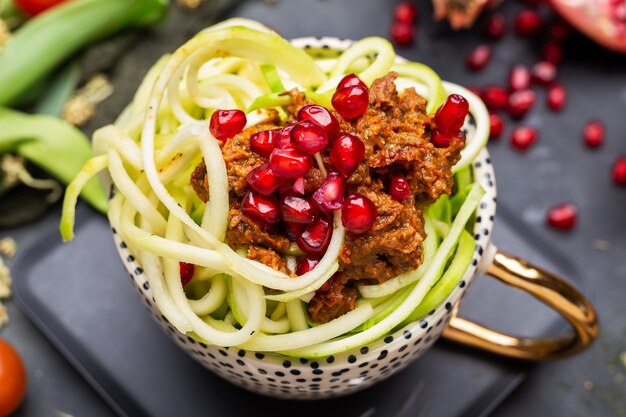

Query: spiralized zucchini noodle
[60,18,489,357]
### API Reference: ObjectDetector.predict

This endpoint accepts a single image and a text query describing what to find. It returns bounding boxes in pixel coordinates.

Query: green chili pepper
[0,0,168,106]
[0,107,107,212]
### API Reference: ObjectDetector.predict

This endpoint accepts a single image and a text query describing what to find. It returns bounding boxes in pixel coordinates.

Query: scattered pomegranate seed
[209,109,247,142]
[330,132,366,175]
[280,195,318,224]
[297,216,333,254]
[485,13,506,39]
[543,42,563,66]
[337,74,367,91]
[285,222,305,241]
[246,163,282,195]
[241,191,280,224]
[612,157,626,186]
[276,124,295,148]
[389,176,411,201]
[507,89,536,119]
[508,65,531,91]
[332,85,369,120]
[179,262,195,286]
[514,10,544,36]
[342,194,378,234]
[548,21,572,42]
[435,94,469,135]
[295,254,322,275]
[269,148,312,178]
[466,44,492,71]
[523,0,544,6]
[582,120,604,149]
[481,86,509,111]
[546,203,578,230]
[547,84,567,111]
[531,61,557,86]
[510,126,538,151]
[312,172,345,211]
[390,22,415,46]
[298,105,340,140]
[394,2,417,24]
[290,120,329,154]
[293,177,305,195]
[250,130,277,158]
[489,113,504,140]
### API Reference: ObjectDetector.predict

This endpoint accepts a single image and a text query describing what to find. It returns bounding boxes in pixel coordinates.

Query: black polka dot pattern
[111,37,498,399]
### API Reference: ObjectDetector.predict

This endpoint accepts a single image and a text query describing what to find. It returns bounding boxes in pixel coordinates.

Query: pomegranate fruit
[280,195,318,224]
[612,157,626,186]
[246,163,282,195]
[547,84,567,111]
[481,86,509,111]
[389,176,411,201]
[511,126,538,151]
[297,216,333,254]
[394,2,418,24]
[295,255,322,276]
[546,202,578,230]
[312,172,345,211]
[514,10,544,36]
[209,109,246,142]
[508,65,532,91]
[291,120,329,154]
[250,129,277,158]
[332,85,369,120]
[508,89,536,119]
[485,13,506,39]
[329,132,366,175]
[298,105,340,139]
[466,44,492,71]
[269,148,312,178]
[241,191,280,224]
[489,113,504,140]
[435,94,469,135]
[180,262,195,286]
[342,194,378,234]
[582,120,604,149]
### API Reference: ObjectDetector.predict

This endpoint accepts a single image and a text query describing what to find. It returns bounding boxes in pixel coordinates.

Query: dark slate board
[11,202,584,417]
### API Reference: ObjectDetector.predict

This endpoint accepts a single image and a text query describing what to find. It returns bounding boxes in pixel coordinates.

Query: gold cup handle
[442,248,599,360]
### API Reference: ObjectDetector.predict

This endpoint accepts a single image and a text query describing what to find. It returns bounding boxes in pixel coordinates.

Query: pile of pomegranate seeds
[546,202,578,230]
[390,2,418,46]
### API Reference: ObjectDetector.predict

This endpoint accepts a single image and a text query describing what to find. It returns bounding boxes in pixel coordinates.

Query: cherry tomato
[14,0,67,16]
[0,339,26,417]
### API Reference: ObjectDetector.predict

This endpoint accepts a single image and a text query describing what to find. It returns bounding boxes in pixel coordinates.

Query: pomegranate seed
[435,94,469,135]
[332,85,369,120]
[485,13,506,39]
[389,176,411,201]
[280,195,318,224]
[337,74,367,91]
[543,42,563,66]
[508,65,531,91]
[510,126,538,151]
[612,157,626,186]
[330,132,366,175]
[269,148,312,178]
[246,163,282,195]
[394,2,418,24]
[481,86,509,111]
[489,113,504,140]
[209,109,246,142]
[523,0,544,6]
[549,21,572,42]
[293,177,305,194]
[466,44,492,71]
[180,262,195,286]
[285,222,305,241]
[241,191,280,224]
[546,203,577,230]
[312,172,345,211]
[547,84,567,111]
[295,254,322,276]
[276,124,295,148]
[431,129,453,148]
[249,129,277,158]
[290,120,329,154]
[316,276,334,294]
[342,194,378,235]
[531,61,557,86]
[514,10,543,36]
[298,105,340,140]
[507,89,536,119]
[582,120,604,149]
[297,216,333,254]
[390,22,415,46]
